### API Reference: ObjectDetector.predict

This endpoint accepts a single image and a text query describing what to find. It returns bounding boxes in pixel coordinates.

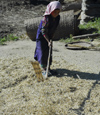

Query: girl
[34,1,62,76]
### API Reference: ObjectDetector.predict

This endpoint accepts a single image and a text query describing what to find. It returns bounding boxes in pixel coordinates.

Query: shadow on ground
[79,28,98,35]
[30,0,49,5]
[70,80,100,114]
[50,68,100,114]
[52,68,100,80]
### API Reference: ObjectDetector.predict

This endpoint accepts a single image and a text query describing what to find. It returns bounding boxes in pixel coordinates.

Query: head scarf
[43,1,62,16]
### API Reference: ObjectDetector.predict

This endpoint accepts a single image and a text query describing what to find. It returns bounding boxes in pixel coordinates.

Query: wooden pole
[72,33,100,39]
[45,40,52,79]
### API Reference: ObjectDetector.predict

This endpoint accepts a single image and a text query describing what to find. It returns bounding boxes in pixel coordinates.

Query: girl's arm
[41,16,50,44]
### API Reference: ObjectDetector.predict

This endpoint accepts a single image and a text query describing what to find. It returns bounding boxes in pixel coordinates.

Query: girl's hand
[48,40,52,47]
[48,42,51,47]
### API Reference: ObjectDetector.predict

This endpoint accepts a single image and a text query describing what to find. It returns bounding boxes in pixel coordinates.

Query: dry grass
[0,56,100,115]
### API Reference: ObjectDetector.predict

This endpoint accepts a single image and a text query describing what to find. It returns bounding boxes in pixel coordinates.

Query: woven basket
[24,10,74,41]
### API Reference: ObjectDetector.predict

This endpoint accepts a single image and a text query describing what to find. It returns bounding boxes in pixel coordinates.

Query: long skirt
[34,37,52,68]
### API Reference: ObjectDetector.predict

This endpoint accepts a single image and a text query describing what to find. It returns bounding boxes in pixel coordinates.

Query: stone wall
[80,0,100,24]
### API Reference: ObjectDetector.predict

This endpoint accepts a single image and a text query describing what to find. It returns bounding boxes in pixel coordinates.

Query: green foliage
[60,35,80,43]
[79,18,100,34]
[7,34,18,41]
[60,18,100,44]
[0,34,19,45]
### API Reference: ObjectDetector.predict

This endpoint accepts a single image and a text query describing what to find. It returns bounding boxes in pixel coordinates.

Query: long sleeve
[40,15,60,41]
[41,16,50,42]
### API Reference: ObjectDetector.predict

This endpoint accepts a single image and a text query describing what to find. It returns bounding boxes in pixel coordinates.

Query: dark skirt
[34,35,52,68]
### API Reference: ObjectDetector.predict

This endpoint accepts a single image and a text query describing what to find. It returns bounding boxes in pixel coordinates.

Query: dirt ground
[1,0,100,115]
[0,0,81,38]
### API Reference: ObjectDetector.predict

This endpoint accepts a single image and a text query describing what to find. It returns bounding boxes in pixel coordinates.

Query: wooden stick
[67,44,100,50]
[45,40,52,79]
[76,74,81,79]
[72,33,100,39]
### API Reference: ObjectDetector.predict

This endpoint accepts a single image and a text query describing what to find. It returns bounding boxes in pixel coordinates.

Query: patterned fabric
[41,16,49,37]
